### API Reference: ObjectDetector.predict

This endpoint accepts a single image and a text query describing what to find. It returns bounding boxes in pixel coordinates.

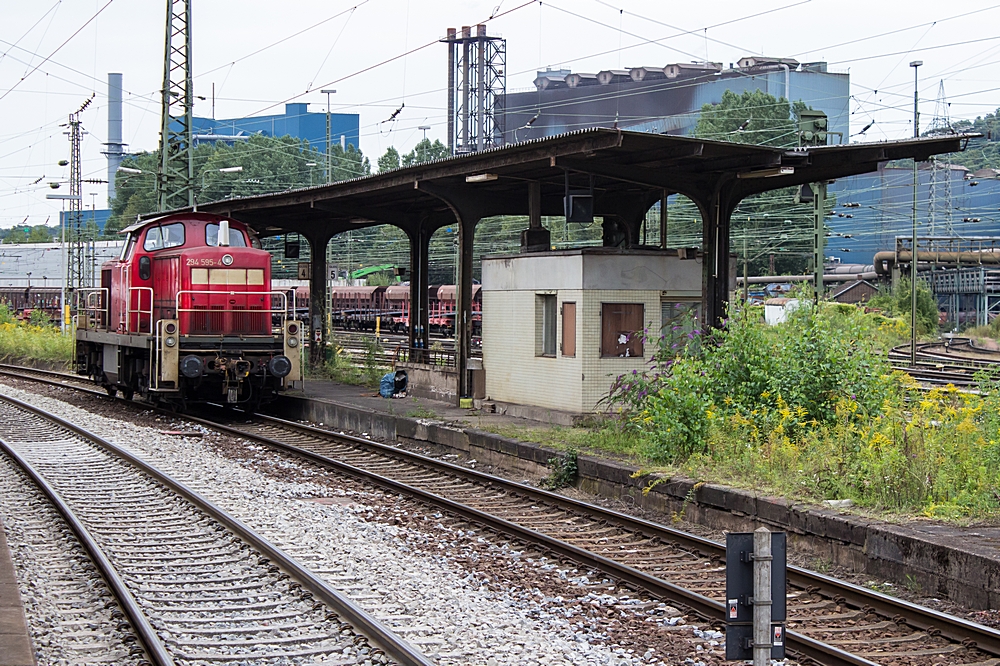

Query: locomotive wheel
[122,388,134,401]
[105,386,118,398]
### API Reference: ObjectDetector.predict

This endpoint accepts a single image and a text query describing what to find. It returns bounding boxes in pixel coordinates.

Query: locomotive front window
[205,223,247,247]
[143,223,185,251]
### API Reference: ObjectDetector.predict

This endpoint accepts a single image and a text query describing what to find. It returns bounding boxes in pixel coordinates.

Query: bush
[0,304,14,325]
[867,279,938,336]
[604,302,1000,518]
[0,322,73,364]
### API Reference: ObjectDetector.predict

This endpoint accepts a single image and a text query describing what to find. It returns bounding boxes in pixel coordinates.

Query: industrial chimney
[104,73,125,203]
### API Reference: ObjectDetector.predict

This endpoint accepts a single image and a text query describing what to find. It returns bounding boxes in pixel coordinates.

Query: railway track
[5,363,1000,665]
[890,338,1000,388]
[0,389,431,666]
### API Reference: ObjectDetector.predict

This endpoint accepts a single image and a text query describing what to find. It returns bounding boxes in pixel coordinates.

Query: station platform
[282,377,1000,612]
[0,521,34,666]
[298,377,579,429]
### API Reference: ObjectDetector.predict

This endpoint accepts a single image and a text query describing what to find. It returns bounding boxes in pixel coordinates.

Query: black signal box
[725,532,786,623]
[725,531,787,661]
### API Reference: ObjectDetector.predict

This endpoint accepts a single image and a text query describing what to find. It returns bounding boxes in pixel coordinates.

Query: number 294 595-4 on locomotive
[74,212,302,411]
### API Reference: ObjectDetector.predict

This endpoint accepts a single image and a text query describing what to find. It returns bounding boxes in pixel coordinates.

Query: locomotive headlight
[287,336,298,347]
[165,336,177,347]
[222,254,234,266]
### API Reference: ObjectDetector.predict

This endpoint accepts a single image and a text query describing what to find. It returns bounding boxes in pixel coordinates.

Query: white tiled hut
[481,248,706,414]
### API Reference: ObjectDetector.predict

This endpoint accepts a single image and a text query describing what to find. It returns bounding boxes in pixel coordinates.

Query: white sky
[1,0,998,228]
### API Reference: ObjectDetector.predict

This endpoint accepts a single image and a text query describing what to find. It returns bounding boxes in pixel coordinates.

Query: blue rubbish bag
[379,370,409,398]
[379,372,395,398]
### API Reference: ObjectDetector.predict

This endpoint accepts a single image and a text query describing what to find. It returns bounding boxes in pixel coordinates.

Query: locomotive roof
[121,211,236,235]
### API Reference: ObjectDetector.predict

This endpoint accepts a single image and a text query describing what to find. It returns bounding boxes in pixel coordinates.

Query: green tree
[3,228,26,244]
[378,146,401,172]
[694,89,807,148]
[27,226,51,242]
[107,135,372,231]
[692,91,827,277]
[402,139,449,167]
[949,108,1000,171]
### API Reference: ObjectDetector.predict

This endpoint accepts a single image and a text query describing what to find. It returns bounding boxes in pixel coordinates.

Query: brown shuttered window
[561,302,576,357]
[601,303,643,357]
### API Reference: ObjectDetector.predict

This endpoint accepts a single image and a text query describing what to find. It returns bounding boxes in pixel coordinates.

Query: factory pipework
[873,250,1000,275]
[104,73,125,203]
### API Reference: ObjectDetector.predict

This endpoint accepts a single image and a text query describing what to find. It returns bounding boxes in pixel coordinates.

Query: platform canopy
[189,128,968,238]
[171,127,968,399]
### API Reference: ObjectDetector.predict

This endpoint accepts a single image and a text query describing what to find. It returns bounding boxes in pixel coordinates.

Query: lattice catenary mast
[443,25,506,155]
[65,95,95,290]
[927,80,954,236]
[156,0,195,211]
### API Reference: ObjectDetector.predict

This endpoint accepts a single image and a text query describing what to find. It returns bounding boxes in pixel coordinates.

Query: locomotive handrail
[74,287,109,329]
[127,287,153,334]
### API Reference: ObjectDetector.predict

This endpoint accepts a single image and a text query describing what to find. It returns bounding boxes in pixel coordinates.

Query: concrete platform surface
[299,378,578,429]
[0,520,34,666]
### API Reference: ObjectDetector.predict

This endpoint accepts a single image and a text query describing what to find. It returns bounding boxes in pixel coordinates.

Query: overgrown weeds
[602,301,1000,519]
[0,307,73,365]
[314,337,388,387]
[540,450,578,490]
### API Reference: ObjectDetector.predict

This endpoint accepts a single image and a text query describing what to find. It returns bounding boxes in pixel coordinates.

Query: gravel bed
[0,382,739,665]
[0,455,146,665]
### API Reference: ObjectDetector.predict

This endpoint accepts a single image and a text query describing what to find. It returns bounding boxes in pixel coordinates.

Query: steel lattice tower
[156,0,194,211]
[444,25,506,154]
[65,96,95,291]
[927,80,954,236]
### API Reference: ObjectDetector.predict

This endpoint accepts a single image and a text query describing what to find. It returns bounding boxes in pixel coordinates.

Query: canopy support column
[407,224,431,361]
[306,232,333,369]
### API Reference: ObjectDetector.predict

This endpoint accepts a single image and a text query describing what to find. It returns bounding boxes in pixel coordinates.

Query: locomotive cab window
[206,223,247,247]
[138,256,151,280]
[143,223,185,251]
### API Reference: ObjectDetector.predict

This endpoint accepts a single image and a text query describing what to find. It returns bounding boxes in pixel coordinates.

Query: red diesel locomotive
[75,212,301,411]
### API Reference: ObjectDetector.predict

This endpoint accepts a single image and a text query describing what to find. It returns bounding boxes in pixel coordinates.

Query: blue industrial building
[191,103,360,153]
[826,167,1000,264]
[58,209,113,233]
[502,57,850,145]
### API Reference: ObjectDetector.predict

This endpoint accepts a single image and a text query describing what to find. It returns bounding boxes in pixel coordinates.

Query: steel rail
[0,392,433,666]
[182,412,878,666]
[0,439,176,666]
[4,364,1000,662]
[233,412,1000,661]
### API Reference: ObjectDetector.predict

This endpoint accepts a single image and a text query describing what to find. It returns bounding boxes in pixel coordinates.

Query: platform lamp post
[910,60,922,367]
[418,125,431,141]
[321,89,337,184]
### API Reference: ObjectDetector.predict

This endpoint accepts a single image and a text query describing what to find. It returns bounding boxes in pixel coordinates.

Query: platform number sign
[725,531,786,661]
